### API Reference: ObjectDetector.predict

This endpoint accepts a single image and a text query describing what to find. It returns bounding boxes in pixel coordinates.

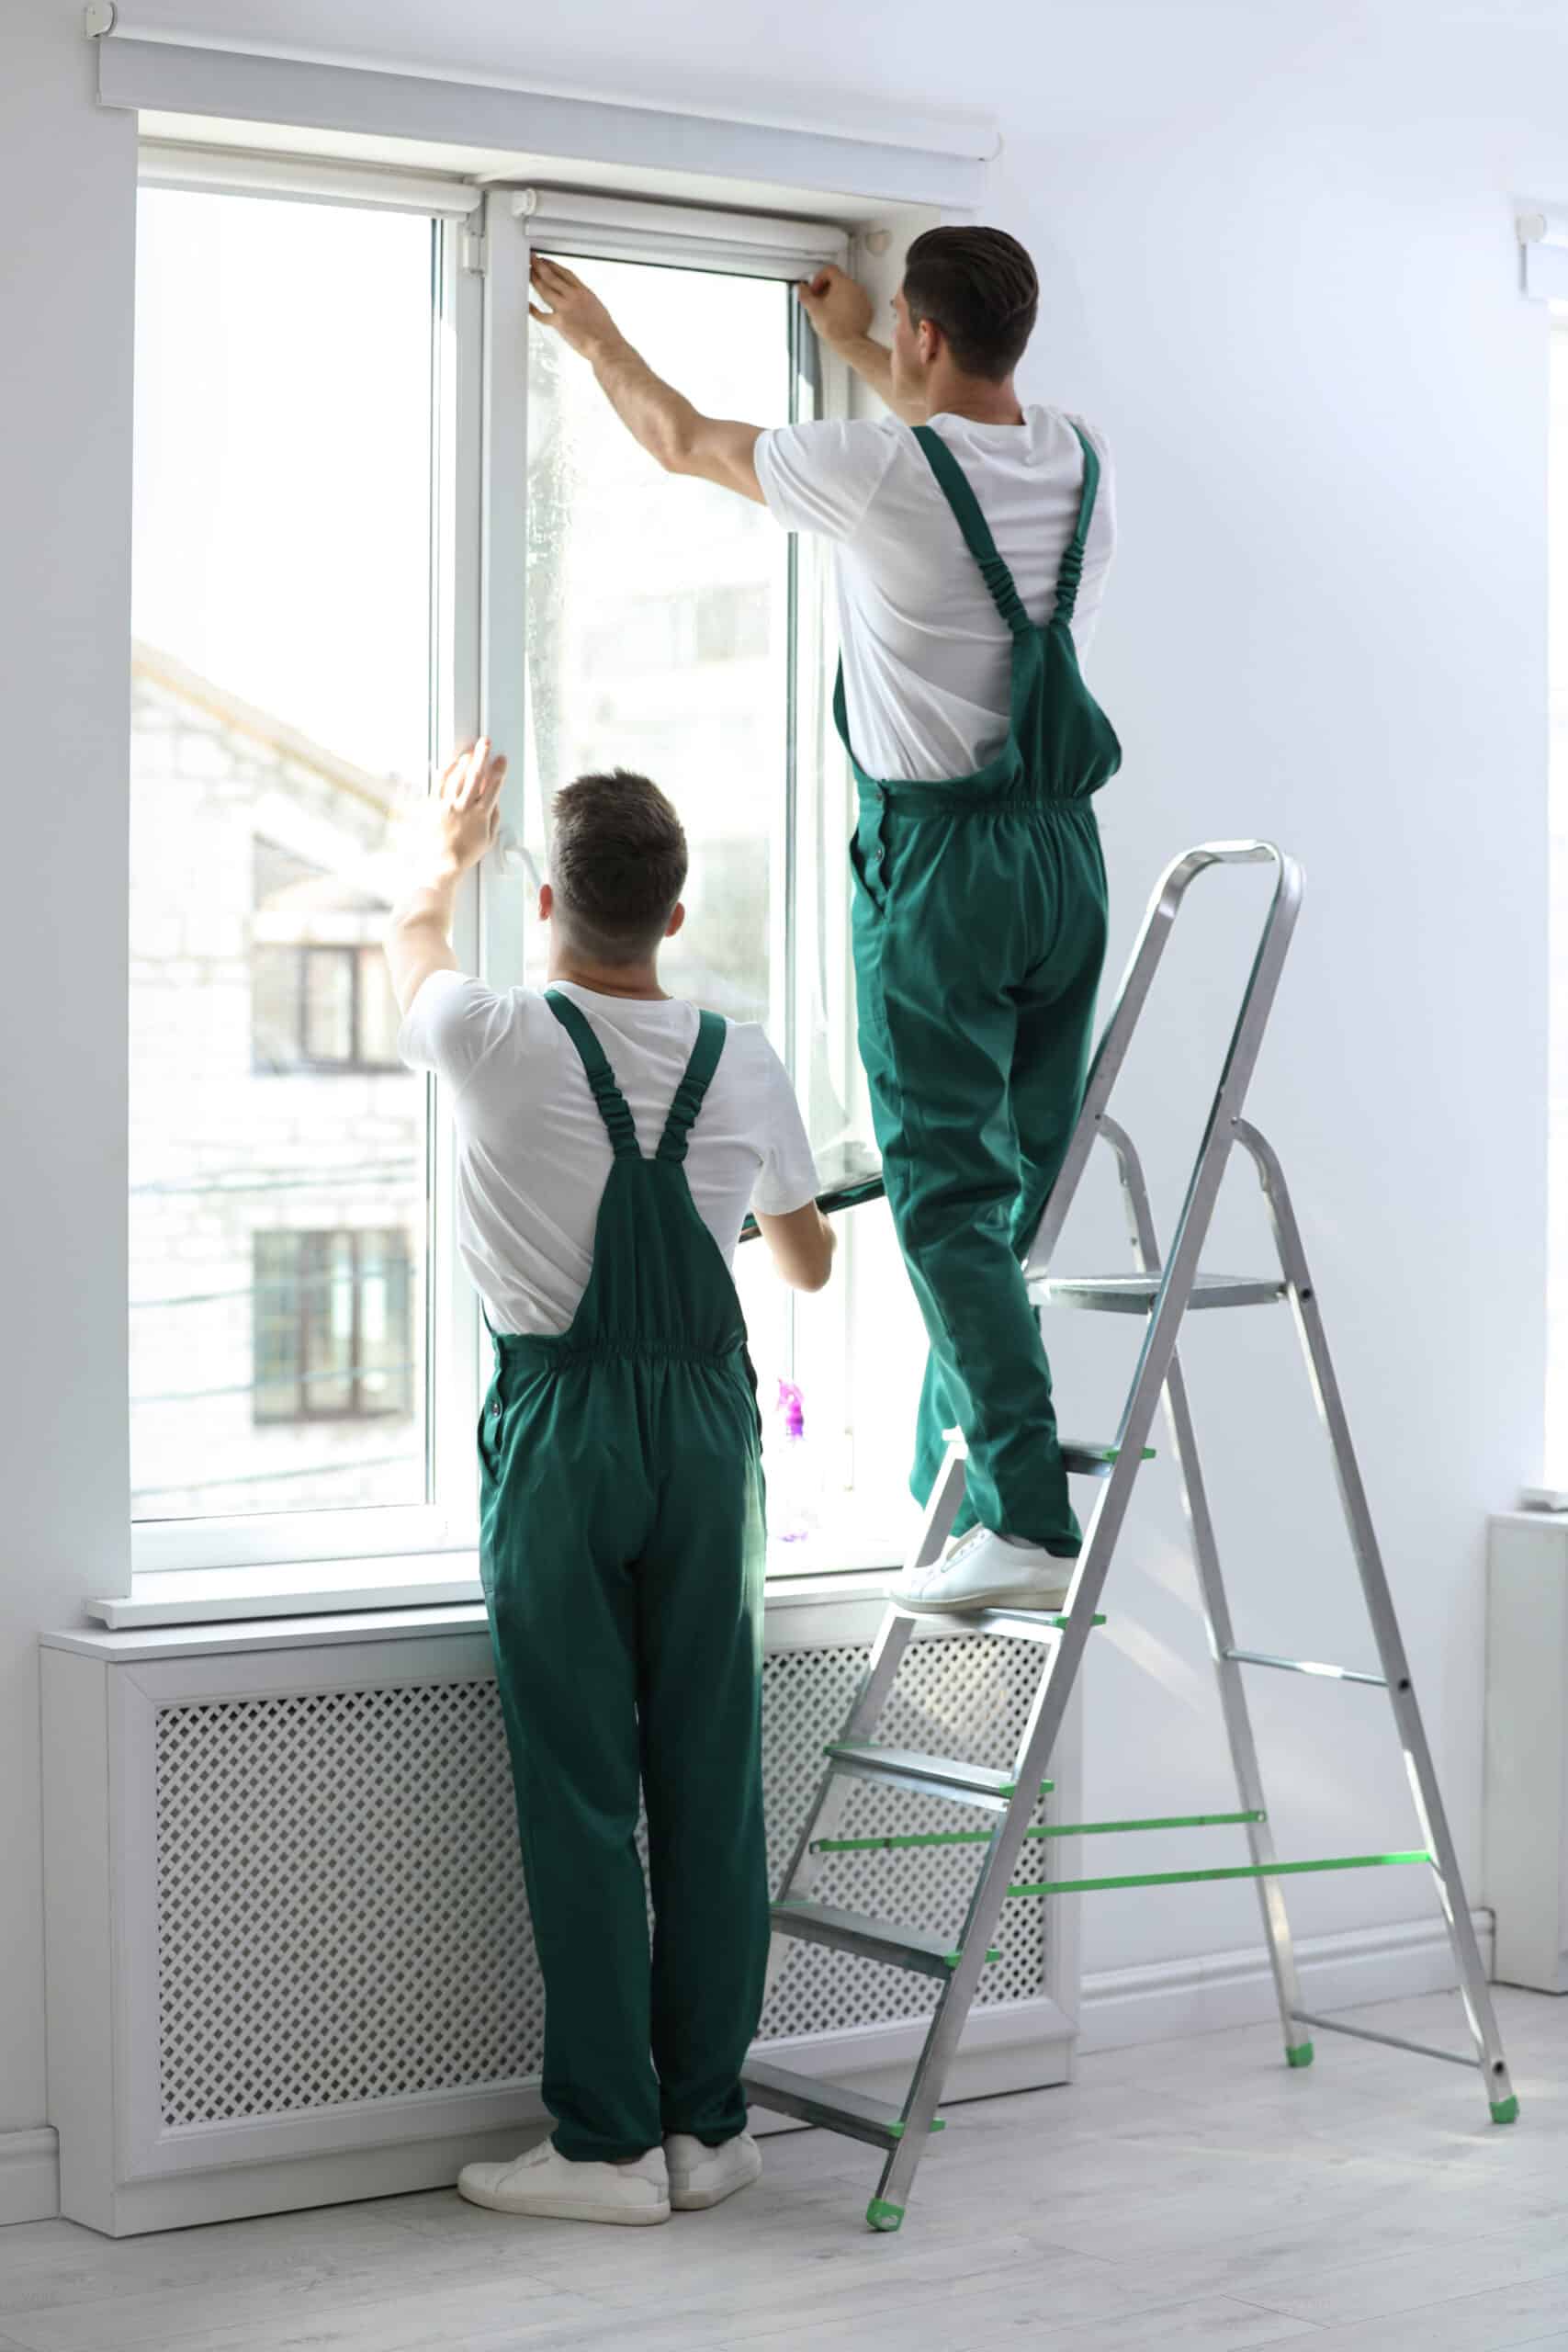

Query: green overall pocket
[849,793,892,918]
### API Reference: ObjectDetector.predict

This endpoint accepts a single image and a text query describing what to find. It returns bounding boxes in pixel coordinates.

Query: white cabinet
[1485,1514,1568,1994]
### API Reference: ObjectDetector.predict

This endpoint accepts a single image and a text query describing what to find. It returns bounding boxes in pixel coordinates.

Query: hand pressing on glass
[528,254,623,360]
[427,738,507,879]
[383,740,508,1015]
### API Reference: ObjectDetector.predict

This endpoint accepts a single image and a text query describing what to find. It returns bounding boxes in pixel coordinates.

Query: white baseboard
[0,2128,60,2225]
[1077,1909,1495,2053]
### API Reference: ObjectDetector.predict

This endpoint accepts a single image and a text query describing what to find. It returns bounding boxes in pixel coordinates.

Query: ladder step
[943,1428,1148,1480]
[1224,1647,1388,1689]
[825,1742,1052,1810]
[1033,1272,1287,1315]
[955,1605,1107,1643]
[741,2057,945,2151]
[1060,1437,1152,1476]
[772,1899,998,1977]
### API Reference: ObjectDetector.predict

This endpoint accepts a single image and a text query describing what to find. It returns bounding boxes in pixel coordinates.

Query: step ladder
[743,840,1517,2233]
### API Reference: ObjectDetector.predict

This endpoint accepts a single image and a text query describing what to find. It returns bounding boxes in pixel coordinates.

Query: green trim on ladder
[1491,2095,1520,2125]
[1285,2041,1314,2069]
[866,2197,905,2233]
[811,1807,1266,1857]
[1007,1849,1432,1898]
[885,2116,946,2139]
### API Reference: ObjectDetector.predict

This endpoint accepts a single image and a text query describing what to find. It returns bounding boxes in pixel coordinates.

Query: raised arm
[529,255,764,504]
[383,740,506,1015]
[794,266,925,426]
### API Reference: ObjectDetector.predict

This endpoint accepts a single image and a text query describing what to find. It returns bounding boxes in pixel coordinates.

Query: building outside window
[252,840,403,1074]
[253,1229,413,1424]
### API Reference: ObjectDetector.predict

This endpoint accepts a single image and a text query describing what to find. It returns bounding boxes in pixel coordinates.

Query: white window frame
[127,144,860,1586]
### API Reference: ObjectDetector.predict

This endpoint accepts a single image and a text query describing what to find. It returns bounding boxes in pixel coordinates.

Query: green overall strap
[656,1010,728,1166]
[1053,425,1101,628]
[544,989,641,1159]
[910,424,1031,638]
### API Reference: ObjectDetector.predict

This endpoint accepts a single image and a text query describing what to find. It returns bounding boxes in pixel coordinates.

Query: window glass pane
[523,261,794,1401]
[357,947,404,1069]
[252,1232,301,1424]
[523,263,788,1035]
[251,945,301,1074]
[359,1230,414,1417]
[303,951,355,1065]
[130,187,433,1521]
[304,1232,357,1417]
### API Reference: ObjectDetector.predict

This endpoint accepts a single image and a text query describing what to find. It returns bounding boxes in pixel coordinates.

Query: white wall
[0,2,135,2204]
[3,0,1562,2199]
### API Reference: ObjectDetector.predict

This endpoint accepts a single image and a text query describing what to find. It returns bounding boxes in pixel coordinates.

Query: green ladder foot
[1285,2041,1314,2069]
[865,2197,905,2233]
[1491,2095,1519,2126]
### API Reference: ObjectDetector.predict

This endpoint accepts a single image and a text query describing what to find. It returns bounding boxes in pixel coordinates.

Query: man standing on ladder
[531,228,1121,1612]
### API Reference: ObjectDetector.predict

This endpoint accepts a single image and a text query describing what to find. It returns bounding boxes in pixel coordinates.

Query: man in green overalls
[532,226,1119,1616]
[387,749,834,2223]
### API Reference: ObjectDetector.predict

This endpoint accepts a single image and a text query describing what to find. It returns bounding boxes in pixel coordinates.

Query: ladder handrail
[1024,838,1303,1278]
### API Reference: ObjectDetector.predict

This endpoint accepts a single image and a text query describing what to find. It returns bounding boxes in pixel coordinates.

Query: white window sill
[85,1513,908,1634]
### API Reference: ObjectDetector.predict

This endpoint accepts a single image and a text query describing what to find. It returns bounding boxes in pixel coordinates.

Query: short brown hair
[549,768,688,964]
[902,226,1039,381]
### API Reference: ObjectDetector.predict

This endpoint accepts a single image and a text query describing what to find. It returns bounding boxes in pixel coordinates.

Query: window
[511,243,857,1459]
[130,185,445,1537]
[254,1231,413,1425]
[253,946,403,1072]
[130,161,863,1577]
[251,837,403,1071]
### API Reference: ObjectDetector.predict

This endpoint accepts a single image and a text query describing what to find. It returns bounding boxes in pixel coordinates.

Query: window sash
[131,157,858,1579]
[131,191,481,1574]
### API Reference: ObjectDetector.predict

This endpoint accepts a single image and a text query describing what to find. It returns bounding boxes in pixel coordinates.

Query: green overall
[842,424,1122,1554]
[478,991,770,2164]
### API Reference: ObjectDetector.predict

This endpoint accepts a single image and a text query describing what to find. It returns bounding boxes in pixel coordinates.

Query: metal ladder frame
[742,840,1517,2230]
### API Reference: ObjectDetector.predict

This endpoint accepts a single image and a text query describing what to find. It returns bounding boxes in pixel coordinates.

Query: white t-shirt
[753,405,1115,785]
[399,973,820,1336]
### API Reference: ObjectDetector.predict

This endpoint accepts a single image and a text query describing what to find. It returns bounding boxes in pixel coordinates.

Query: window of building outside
[253,1230,413,1424]
[130,176,859,1576]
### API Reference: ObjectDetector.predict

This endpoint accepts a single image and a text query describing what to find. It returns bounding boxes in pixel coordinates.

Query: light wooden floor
[4,1988,1567,2352]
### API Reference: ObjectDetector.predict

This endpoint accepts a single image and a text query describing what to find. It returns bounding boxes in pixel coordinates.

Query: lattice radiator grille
[153,1638,1048,2130]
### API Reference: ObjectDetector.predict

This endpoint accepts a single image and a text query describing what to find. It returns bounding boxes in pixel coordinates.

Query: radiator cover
[43,1600,1078,2233]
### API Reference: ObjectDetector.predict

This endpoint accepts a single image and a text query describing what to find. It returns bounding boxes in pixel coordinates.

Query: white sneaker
[664,2130,762,2211]
[457,2137,670,2225]
[888,1526,1074,1614]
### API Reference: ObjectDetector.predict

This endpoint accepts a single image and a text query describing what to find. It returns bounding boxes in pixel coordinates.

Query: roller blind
[512,188,847,279]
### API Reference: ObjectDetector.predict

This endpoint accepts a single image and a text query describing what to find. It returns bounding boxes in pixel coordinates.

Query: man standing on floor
[529,228,1119,1614]
[387,747,835,2224]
